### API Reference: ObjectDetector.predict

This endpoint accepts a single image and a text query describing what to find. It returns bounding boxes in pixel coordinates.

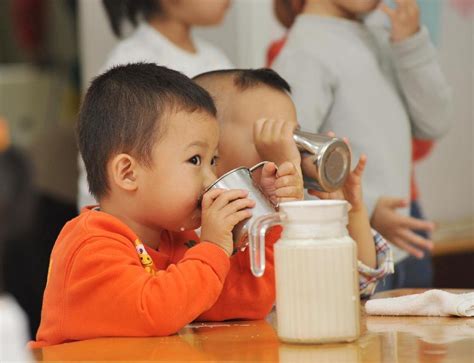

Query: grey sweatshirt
[273,15,452,262]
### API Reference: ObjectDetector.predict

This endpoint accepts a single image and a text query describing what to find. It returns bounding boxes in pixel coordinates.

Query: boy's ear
[109,153,139,192]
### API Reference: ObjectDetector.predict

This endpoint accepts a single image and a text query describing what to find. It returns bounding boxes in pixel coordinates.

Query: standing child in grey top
[273,0,451,267]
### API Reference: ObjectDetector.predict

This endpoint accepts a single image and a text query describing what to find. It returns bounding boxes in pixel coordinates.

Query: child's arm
[309,153,394,296]
[253,118,301,175]
[371,196,434,258]
[380,0,452,139]
[258,161,304,205]
[197,226,282,321]
[252,118,304,203]
[38,238,232,344]
[37,192,256,344]
[311,155,376,268]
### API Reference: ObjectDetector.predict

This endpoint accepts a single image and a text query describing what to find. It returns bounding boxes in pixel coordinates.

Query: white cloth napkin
[365,290,474,317]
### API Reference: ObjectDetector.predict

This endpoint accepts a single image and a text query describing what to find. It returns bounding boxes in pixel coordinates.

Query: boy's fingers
[381,196,409,209]
[326,130,336,138]
[276,161,296,177]
[401,215,436,232]
[392,237,424,259]
[228,209,254,226]
[308,189,327,199]
[408,0,419,14]
[280,121,293,142]
[261,118,274,141]
[253,118,266,139]
[275,186,303,199]
[261,161,277,179]
[308,189,341,201]
[212,189,250,210]
[379,2,396,18]
[395,0,409,8]
[274,174,300,189]
[201,188,225,209]
[353,154,367,176]
[271,119,285,139]
[399,229,434,251]
[221,198,255,217]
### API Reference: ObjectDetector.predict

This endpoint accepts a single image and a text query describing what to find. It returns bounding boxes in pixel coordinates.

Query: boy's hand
[259,161,304,205]
[371,196,435,258]
[309,155,367,213]
[253,118,301,175]
[200,189,256,256]
[379,0,420,42]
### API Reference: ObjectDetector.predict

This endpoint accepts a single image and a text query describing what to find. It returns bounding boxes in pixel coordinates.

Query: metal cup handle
[249,161,269,173]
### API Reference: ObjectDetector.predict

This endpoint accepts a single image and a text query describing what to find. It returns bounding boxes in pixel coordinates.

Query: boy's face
[136,110,219,232]
[274,0,305,28]
[216,86,298,177]
[164,0,230,26]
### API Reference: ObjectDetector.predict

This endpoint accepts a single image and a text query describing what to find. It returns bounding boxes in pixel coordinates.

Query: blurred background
[0,0,472,339]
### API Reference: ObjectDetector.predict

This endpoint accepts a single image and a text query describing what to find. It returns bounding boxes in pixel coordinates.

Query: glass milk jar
[249,200,360,344]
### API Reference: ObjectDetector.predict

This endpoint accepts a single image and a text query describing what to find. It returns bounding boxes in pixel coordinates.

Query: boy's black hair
[77,63,216,199]
[193,68,292,94]
[102,0,161,37]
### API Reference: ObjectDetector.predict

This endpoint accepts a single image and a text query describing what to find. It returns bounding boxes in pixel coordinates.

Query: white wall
[78,0,473,223]
[417,3,474,223]
[78,0,118,89]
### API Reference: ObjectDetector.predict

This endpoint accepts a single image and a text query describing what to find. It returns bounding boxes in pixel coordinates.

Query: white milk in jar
[250,200,360,343]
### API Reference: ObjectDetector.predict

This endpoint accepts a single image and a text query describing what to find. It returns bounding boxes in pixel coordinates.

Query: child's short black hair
[193,68,291,94]
[77,63,216,200]
[102,0,161,37]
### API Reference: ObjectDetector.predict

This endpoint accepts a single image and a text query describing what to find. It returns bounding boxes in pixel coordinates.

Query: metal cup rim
[202,166,251,195]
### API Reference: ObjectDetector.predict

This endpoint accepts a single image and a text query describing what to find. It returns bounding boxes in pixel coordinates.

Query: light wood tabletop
[33,289,474,362]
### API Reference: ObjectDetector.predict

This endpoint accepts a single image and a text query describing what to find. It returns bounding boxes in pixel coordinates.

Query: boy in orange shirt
[32,63,303,347]
[194,68,393,297]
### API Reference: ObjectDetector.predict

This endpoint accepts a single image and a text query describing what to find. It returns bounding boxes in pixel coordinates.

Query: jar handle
[248,212,282,277]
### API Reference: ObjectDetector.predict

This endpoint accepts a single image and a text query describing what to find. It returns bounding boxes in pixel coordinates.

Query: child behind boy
[32,64,302,347]
[271,0,451,289]
[193,68,393,297]
[79,0,234,208]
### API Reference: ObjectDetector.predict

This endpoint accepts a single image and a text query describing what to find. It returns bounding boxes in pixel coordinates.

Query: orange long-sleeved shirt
[32,208,280,347]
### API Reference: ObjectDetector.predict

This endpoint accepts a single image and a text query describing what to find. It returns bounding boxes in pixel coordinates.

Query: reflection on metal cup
[293,130,351,192]
[202,162,276,251]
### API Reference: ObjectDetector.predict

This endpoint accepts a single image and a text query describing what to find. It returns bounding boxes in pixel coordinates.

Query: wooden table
[33,289,474,362]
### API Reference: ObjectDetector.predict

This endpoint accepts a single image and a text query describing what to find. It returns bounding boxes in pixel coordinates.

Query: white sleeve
[272,49,336,133]
[391,26,452,139]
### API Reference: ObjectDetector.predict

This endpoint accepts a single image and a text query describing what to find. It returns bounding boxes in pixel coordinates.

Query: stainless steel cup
[293,130,351,192]
[203,161,276,251]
